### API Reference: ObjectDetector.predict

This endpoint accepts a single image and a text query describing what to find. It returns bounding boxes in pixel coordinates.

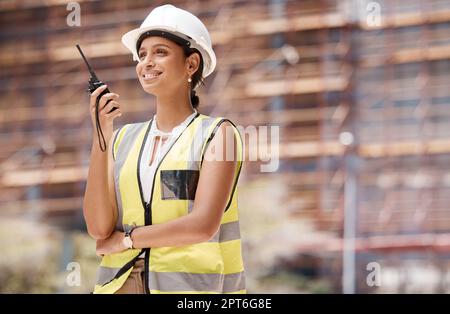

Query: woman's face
[136,36,197,96]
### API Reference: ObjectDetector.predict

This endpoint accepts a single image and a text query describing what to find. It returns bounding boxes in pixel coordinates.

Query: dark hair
[136,31,205,109]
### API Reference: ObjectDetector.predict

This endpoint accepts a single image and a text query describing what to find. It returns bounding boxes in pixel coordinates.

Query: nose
[141,55,155,69]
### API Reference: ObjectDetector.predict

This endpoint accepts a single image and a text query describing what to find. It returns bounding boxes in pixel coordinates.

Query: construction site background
[1,0,450,293]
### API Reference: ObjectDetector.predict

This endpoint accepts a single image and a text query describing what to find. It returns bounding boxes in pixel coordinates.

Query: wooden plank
[1,166,88,187]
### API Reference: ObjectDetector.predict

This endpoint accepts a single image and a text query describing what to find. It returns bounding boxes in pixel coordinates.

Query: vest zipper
[137,121,154,294]
[143,202,151,294]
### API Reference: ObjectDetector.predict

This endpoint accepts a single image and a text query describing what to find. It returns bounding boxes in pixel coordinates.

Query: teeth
[144,72,161,78]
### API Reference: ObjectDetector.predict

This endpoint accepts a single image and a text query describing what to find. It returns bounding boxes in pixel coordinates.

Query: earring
[188,77,192,83]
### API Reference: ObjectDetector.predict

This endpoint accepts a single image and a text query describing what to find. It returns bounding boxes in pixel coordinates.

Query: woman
[83,4,245,294]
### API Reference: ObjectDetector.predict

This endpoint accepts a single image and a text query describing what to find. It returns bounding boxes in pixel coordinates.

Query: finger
[91,84,108,99]
[101,100,119,114]
[99,93,119,110]
[100,101,120,115]
[106,108,122,119]
[100,93,119,102]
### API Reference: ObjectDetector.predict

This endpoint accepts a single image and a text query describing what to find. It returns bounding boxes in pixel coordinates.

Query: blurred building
[1,0,450,293]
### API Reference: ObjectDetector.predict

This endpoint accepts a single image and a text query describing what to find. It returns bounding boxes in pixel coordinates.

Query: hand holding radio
[89,84,122,144]
[76,44,121,152]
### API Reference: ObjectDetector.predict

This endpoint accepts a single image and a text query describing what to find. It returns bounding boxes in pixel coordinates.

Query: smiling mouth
[143,72,162,80]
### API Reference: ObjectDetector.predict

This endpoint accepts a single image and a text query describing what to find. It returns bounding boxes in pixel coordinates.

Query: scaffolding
[1,0,450,293]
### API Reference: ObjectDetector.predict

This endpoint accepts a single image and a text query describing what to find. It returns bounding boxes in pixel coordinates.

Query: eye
[155,49,167,55]
[138,51,146,60]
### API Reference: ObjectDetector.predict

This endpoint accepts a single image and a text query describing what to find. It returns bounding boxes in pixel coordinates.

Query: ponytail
[191,89,200,109]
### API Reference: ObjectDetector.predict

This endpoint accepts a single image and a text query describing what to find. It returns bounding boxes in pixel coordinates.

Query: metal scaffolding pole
[342,149,357,294]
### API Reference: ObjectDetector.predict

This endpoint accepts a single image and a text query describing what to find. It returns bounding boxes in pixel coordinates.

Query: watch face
[123,236,133,249]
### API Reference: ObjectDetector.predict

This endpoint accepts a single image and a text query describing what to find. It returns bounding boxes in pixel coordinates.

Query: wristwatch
[122,227,136,249]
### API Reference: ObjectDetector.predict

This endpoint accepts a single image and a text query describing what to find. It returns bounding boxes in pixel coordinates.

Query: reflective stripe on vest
[93,114,245,294]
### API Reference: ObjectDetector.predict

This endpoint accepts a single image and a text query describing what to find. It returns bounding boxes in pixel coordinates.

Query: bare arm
[96,121,239,254]
[83,85,122,240]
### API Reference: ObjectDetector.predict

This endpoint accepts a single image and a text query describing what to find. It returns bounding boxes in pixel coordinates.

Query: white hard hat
[121,4,216,78]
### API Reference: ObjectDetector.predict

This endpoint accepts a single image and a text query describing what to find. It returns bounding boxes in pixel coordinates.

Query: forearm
[132,212,216,248]
[83,139,116,239]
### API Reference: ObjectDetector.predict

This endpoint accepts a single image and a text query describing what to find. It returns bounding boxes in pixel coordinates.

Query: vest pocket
[160,170,200,200]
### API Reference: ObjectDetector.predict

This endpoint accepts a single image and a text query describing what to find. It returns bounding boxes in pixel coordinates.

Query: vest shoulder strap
[112,122,149,161]
[200,118,243,167]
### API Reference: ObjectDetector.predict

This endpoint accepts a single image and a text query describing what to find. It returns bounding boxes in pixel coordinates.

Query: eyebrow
[139,44,170,52]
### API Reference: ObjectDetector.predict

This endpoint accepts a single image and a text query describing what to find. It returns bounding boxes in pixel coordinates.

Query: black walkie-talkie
[76,44,117,152]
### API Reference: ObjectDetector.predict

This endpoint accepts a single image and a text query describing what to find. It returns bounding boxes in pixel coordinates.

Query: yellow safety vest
[93,113,246,294]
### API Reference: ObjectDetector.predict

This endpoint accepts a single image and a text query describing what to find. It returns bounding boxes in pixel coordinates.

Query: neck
[154,91,195,132]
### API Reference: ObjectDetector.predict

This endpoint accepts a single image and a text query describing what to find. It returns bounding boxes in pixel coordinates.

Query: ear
[186,52,200,76]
